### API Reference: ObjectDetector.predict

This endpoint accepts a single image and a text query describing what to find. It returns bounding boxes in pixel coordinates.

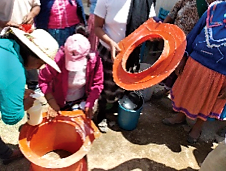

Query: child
[39,34,103,119]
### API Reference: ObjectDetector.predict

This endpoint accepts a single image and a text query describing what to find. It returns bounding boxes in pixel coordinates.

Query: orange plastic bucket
[113,18,187,90]
[19,111,100,171]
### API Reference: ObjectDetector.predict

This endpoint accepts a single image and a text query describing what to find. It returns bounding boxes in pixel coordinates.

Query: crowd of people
[0,0,226,169]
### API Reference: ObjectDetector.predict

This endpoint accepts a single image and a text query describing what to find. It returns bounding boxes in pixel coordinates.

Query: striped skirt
[97,44,125,104]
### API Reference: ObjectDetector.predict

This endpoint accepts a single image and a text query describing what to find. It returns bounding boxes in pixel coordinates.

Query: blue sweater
[186,1,226,75]
[35,0,87,30]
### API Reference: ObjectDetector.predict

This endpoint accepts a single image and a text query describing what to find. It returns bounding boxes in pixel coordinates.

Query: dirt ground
[0,91,226,171]
[1,2,226,170]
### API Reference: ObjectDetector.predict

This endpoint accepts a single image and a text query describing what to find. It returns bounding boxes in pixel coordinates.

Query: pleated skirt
[171,57,226,121]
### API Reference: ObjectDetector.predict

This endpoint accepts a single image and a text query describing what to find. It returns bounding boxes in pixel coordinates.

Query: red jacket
[39,47,103,108]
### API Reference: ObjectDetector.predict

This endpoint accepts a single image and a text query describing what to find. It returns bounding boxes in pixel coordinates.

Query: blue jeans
[48,25,77,47]
[0,137,12,159]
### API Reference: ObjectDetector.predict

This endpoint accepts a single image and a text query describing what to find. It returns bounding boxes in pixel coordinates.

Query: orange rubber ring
[113,18,187,90]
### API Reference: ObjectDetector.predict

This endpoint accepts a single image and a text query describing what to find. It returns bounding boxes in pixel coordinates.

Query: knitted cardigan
[186,1,226,75]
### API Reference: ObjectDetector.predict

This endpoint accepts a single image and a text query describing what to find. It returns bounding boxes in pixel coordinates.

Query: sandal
[98,119,108,133]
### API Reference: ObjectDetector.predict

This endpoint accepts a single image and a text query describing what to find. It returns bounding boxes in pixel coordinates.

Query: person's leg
[59,25,76,46]
[48,27,74,47]
[0,137,13,159]
[217,126,226,137]
[93,44,109,133]
[95,94,108,133]
[48,29,61,46]
[0,137,24,165]
[162,112,186,125]
[95,44,124,133]
[164,71,178,89]
[188,118,204,143]
[217,105,226,137]
[96,95,107,124]
[153,71,178,99]
[126,47,140,73]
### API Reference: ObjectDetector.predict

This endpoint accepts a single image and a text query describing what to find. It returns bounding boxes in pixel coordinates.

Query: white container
[26,99,43,126]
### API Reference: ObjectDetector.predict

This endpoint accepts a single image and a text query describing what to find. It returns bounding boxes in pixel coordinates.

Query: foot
[152,87,170,99]
[187,129,202,144]
[187,119,204,144]
[106,102,118,113]
[162,113,186,126]
[98,119,108,133]
[3,149,24,165]
[217,126,226,137]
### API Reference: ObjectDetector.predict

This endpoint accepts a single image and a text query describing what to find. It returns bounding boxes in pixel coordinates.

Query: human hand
[24,96,35,111]
[47,106,62,121]
[24,89,34,99]
[22,13,34,24]
[109,40,121,62]
[24,89,35,110]
[218,87,226,99]
[46,97,61,120]
[153,16,162,23]
[84,107,93,119]
[5,21,19,28]
[175,57,187,76]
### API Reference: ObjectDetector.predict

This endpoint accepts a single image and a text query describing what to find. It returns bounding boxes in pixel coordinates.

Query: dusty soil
[0,93,225,171]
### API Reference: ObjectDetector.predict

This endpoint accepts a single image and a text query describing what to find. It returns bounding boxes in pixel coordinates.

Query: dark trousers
[0,137,12,159]
[96,96,107,123]
[96,44,125,123]
[162,71,178,88]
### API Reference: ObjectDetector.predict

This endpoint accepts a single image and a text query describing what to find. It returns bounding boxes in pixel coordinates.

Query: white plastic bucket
[27,100,43,126]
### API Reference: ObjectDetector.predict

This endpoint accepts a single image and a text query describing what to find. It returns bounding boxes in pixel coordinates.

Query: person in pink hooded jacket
[39,33,103,119]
